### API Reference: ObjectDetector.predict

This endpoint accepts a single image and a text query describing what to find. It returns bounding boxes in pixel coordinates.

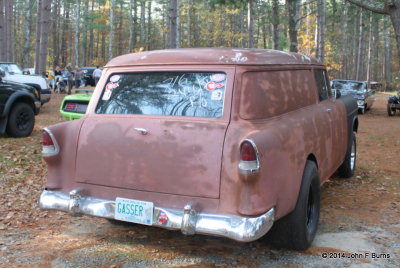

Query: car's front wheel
[266,160,320,250]
[6,102,35,138]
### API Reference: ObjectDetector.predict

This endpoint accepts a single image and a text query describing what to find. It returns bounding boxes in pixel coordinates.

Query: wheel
[266,160,320,250]
[338,132,356,178]
[358,107,365,114]
[387,105,396,116]
[6,102,35,138]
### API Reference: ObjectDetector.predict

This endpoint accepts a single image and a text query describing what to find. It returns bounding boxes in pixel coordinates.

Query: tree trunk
[82,0,89,66]
[39,0,52,75]
[287,0,301,52]
[117,1,123,55]
[109,0,114,60]
[384,16,392,89]
[248,0,254,48]
[371,14,380,81]
[128,0,137,52]
[147,0,152,50]
[272,0,279,50]
[61,2,69,66]
[340,1,349,78]
[0,0,4,61]
[366,14,373,81]
[168,0,179,48]
[355,9,366,81]
[389,4,400,64]
[22,0,33,68]
[75,0,81,66]
[89,0,94,63]
[140,0,145,46]
[187,0,191,47]
[316,0,326,62]
[5,0,13,62]
[52,0,60,68]
[35,0,42,74]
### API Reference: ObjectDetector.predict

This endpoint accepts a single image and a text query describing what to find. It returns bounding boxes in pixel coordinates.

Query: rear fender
[43,118,85,190]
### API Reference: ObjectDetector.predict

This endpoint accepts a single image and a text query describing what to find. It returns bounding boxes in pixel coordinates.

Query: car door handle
[326,108,332,113]
[134,128,148,135]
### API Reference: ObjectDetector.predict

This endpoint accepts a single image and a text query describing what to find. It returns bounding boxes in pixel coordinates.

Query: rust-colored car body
[39,49,358,246]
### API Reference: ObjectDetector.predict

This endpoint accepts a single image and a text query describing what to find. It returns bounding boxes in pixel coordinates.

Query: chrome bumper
[39,189,275,242]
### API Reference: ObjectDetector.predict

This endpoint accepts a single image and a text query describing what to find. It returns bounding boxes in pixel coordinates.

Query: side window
[314,69,331,101]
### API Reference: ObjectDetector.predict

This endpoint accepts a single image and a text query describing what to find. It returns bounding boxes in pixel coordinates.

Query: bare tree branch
[346,0,388,15]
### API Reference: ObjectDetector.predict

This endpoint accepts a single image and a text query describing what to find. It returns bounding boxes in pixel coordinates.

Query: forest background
[0,0,399,90]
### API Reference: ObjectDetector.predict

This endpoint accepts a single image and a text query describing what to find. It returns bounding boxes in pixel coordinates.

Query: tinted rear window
[96,72,227,118]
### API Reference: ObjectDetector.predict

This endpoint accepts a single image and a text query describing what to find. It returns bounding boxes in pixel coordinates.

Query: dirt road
[0,92,399,267]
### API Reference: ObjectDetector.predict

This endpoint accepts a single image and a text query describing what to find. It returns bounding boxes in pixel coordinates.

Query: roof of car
[105,48,323,67]
[332,79,366,83]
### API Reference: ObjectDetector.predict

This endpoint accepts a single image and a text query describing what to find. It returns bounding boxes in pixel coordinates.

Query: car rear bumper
[39,189,275,242]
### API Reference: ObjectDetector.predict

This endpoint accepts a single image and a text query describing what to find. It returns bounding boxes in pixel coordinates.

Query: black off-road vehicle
[0,69,40,137]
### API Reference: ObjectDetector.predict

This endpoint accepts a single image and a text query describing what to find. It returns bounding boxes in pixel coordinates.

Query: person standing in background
[66,65,74,94]
[92,66,102,86]
[47,69,55,90]
[74,66,83,88]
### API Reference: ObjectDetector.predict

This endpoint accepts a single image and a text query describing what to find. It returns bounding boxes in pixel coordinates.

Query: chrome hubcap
[350,140,356,170]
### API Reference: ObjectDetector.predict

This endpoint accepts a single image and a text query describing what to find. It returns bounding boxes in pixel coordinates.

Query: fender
[25,83,42,99]
[338,94,358,152]
[0,91,36,134]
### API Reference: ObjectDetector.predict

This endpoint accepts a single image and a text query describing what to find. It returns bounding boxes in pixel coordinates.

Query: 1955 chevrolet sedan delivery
[39,48,358,250]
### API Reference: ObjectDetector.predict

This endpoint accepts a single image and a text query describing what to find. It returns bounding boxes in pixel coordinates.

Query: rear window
[95,72,227,118]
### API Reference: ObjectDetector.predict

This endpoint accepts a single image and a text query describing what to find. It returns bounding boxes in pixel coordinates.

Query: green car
[60,89,93,120]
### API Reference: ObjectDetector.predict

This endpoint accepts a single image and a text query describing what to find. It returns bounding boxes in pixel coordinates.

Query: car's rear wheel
[387,105,396,116]
[266,160,320,250]
[338,132,357,178]
[6,102,35,138]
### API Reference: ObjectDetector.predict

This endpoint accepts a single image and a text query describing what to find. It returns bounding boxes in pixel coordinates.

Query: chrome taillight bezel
[42,128,60,157]
[238,139,260,175]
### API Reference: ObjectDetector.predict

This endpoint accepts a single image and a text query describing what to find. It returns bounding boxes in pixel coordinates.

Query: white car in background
[0,62,51,105]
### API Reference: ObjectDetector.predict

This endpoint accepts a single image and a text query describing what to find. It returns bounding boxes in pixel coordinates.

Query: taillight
[158,211,168,225]
[240,141,257,161]
[41,128,59,157]
[238,139,260,175]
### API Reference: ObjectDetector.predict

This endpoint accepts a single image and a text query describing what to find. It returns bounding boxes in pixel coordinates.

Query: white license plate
[115,197,154,225]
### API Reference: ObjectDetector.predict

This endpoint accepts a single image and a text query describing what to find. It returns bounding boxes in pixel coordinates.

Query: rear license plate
[115,197,154,225]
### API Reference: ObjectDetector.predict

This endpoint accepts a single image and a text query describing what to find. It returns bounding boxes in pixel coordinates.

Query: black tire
[387,106,396,116]
[266,160,320,250]
[358,107,365,114]
[6,102,35,138]
[338,132,356,178]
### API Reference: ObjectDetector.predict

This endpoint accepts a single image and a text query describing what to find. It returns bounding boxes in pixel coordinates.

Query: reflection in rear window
[95,72,226,118]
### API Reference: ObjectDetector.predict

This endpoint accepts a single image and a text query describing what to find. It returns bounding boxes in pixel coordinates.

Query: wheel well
[10,97,35,114]
[307,154,318,169]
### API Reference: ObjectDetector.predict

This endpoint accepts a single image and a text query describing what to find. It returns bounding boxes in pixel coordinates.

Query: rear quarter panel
[219,66,348,219]
[43,119,85,190]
